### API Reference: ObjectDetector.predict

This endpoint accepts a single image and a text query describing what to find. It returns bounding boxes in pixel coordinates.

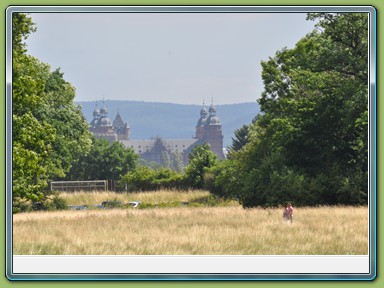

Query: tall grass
[13,205,368,255]
[59,189,232,206]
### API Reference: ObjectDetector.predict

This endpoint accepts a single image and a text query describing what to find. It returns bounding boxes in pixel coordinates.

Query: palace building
[89,102,224,167]
[89,103,130,142]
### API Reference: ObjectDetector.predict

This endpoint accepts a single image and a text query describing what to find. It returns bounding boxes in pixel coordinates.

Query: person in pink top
[283,202,294,223]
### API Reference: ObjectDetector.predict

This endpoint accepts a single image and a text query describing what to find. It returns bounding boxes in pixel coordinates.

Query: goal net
[50,180,107,192]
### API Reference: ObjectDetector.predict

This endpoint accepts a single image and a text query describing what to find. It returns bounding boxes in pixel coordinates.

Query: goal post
[50,180,107,192]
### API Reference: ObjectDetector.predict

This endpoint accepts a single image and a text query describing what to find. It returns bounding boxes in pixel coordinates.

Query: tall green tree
[12,13,92,211]
[228,115,259,156]
[219,13,368,207]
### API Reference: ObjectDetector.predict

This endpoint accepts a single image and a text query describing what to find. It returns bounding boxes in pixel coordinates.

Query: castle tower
[89,101,129,142]
[113,112,130,140]
[195,100,225,159]
[97,104,113,134]
[90,103,101,129]
[195,102,208,139]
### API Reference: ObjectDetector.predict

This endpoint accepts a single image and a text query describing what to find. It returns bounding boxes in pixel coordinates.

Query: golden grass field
[59,189,226,206]
[13,190,368,255]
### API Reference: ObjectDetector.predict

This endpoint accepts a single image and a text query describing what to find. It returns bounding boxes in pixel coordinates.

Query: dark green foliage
[13,193,68,214]
[50,195,69,210]
[227,115,259,156]
[203,160,240,199]
[189,194,228,207]
[101,199,124,209]
[120,144,218,192]
[228,124,249,154]
[184,144,217,189]
[119,166,186,192]
[66,137,138,182]
[13,204,31,214]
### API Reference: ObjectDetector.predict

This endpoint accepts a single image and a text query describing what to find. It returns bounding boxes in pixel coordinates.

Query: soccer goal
[50,180,107,192]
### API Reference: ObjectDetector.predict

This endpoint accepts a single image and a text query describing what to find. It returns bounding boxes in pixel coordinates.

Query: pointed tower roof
[113,112,127,129]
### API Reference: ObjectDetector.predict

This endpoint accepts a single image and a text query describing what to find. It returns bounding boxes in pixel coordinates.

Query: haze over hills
[77,100,260,148]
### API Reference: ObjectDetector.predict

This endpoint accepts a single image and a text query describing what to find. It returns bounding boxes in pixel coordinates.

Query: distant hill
[76,100,260,148]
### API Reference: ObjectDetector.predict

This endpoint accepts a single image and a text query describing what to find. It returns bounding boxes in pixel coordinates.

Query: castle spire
[93,100,101,118]
[209,97,216,117]
[199,100,208,119]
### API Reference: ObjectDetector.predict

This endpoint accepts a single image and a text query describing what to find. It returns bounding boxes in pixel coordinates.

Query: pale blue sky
[26,13,316,105]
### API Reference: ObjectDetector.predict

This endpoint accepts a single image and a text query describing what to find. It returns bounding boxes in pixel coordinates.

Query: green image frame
[1,0,382,287]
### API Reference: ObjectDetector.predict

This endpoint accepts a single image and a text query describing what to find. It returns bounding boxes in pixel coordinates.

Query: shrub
[13,201,33,214]
[203,160,239,199]
[119,167,187,192]
[51,195,69,210]
[30,194,69,211]
[184,144,217,189]
[101,198,124,208]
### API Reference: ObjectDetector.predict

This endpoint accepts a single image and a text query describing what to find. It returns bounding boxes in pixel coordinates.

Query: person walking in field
[283,202,294,223]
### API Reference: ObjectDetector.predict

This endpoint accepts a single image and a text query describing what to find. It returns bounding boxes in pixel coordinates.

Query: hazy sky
[25,13,316,105]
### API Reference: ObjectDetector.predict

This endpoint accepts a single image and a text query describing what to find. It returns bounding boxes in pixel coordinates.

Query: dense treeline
[206,13,369,207]
[118,143,216,192]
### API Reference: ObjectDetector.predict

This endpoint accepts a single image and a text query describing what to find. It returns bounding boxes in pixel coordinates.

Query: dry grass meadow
[13,190,368,255]
[59,189,221,206]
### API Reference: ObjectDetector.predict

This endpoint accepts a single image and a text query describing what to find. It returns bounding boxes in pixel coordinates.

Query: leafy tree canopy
[207,13,368,207]
[66,137,138,182]
[185,143,217,189]
[12,13,92,211]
